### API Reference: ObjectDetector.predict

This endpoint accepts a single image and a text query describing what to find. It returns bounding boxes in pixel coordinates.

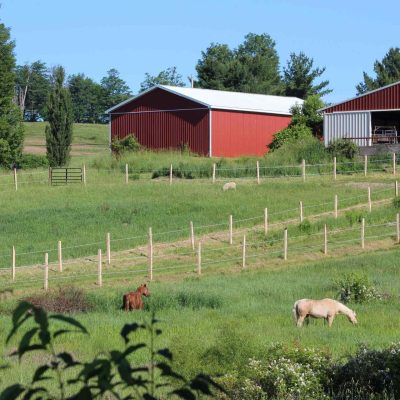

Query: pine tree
[45,66,73,167]
[0,22,24,167]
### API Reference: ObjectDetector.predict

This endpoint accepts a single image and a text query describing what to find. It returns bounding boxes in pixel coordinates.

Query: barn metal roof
[106,85,303,115]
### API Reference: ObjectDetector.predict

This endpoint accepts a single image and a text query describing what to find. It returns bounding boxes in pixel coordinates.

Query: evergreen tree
[283,52,331,99]
[0,22,24,167]
[101,68,131,108]
[45,66,73,167]
[356,47,400,94]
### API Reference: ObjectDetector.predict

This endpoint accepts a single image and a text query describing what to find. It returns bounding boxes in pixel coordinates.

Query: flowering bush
[335,272,382,303]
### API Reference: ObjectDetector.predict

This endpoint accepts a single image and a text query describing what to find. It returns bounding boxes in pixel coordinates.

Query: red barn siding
[110,88,209,155]
[211,110,292,157]
[325,82,400,113]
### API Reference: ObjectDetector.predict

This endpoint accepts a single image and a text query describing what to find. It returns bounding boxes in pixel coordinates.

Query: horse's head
[137,284,150,297]
[347,310,358,325]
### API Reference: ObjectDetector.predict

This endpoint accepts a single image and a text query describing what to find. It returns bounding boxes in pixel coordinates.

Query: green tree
[290,95,325,136]
[101,68,131,109]
[16,60,51,121]
[68,73,104,123]
[196,33,281,94]
[356,47,400,94]
[45,66,73,167]
[283,52,331,99]
[140,66,185,92]
[0,22,24,167]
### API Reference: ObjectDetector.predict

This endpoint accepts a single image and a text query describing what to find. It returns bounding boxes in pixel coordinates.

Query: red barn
[106,85,303,157]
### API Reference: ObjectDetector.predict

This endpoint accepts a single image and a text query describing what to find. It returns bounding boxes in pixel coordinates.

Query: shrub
[334,272,382,304]
[269,123,312,152]
[24,286,93,313]
[331,344,400,398]
[111,134,141,159]
[327,139,358,160]
[393,196,400,209]
[345,210,367,226]
[19,154,49,169]
[299,219,312,234]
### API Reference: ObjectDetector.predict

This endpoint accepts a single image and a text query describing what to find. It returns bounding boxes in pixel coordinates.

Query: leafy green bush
[111,134,141,159]
[345,210,367,226]
[269,123,312,151]
[335,272,382,304]
[19,154,49,169]
[393,196,400,209]
[327,139,358,160]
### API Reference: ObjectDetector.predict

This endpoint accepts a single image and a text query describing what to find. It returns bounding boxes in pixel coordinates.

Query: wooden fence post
[125,163,129,184]
[299,201,304,223]
[190,221,195,251]
[242,235,246,269]
[364,155,368,177]
[12,246,15,281]
[368,187,372,212]
[83,164,86,185]
[148,227,153,281]
[334,195,338,219]
[264,208,268,236]
[256,161,260,184]
[229,215,233,245]
[169,164,173,185]
[44,253,49,291]
[106,233,111,265]
[393,153,396,176]
[212,163,216,183]
[333,157,337,180]
[58,240,62,272]
[283,229,288,261]
[13,168,17,191]
[197,242,202,275]
[97,249,102,287]
[396,181,399,197]
[361,218,365,249]
[301,159,306,182]
[397,214,400,244]
[324,224,328,255]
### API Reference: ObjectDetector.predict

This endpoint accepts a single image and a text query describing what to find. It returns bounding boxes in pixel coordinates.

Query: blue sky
[1,0,399,104]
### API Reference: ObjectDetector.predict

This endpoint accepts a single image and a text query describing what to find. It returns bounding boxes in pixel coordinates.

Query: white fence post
[324,224,328,255]
[242,235,246,268]
[333,157,337,180]
[148,227,153,281]
[106,232,111,265]
[83,164,87,185]
[97,249,102,287]
[190,221,195,250]
[229,215,233,245]
[212,163,216,183]
[283,229,288,261]
[58,240,62,272]
[197,242,202,275]
[13,168,17,191]
[334,195,338,219]
[393,153,396,176]
[396,181,399,197]
[169,164,173,185]
[301,159,306,182]
[299,201,304,223]
[12,246,15,281]
[125,163,129,184]
[256,161,260,184]
[264,208,268,236]
[44,253,49,291]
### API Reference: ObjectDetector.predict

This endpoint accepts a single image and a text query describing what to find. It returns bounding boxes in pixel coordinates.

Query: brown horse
[123,284,150,311]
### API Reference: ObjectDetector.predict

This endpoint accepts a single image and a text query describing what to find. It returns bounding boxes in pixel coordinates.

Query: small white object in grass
[223,182,236,191]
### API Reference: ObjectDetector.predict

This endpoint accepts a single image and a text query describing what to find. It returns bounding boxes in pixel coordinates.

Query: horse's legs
[327,315,334,327]
[297,315,306,327]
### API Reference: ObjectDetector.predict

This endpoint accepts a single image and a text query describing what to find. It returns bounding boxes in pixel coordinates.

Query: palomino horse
[123,284,150,311]
[292,298,357,327]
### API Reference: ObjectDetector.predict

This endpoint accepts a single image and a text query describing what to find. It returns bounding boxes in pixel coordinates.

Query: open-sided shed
[106,85,303,157]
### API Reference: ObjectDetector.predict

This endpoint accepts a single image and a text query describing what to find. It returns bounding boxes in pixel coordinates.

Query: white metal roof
[106,85,303,115]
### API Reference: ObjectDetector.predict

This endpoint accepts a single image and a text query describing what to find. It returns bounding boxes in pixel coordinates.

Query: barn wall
[323,112,371,146]
[324,82,400,113]
[211,109,292,157]
[110,88,210,155]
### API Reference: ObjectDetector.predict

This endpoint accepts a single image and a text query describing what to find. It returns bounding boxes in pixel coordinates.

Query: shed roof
[106,85,303,115]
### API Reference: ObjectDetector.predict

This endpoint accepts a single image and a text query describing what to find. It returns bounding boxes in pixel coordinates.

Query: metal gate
[50,168,83,185]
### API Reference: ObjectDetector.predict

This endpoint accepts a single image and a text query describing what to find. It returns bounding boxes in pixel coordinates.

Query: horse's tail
[122,294,128,311]
[292,301,300,323]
